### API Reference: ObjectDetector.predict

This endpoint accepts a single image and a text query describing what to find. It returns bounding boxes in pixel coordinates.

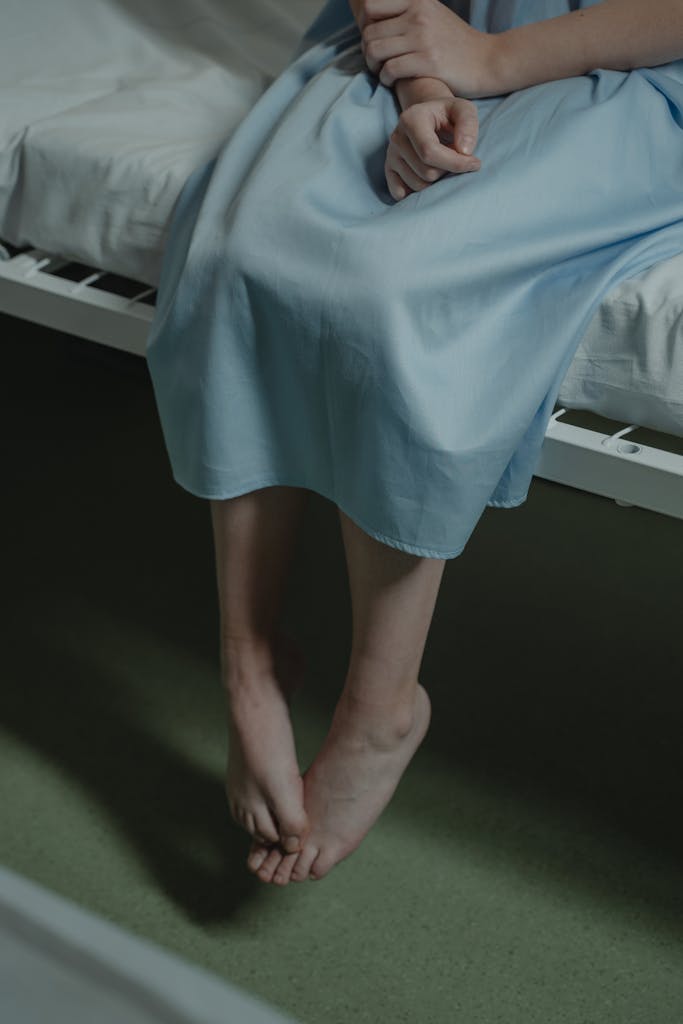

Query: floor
[2,311,683,1024]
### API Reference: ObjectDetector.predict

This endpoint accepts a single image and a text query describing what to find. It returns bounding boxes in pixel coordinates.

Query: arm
[492,0,683,95]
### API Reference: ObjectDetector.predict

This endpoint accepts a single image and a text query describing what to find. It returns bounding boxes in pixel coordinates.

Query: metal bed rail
[2,239,682,521]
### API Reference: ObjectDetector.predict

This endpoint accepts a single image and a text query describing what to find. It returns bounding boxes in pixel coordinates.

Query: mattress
[0,0,681,437]
[0,0,321,287]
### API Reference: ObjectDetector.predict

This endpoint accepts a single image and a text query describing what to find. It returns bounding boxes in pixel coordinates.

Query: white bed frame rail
[2,240,682,522]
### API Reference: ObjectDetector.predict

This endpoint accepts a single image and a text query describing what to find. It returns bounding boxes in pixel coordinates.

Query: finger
[390,152,431,193]
[362,32,405,76]
[362,14,406,44]
[385,166,411,201]
[448,100,480,155]
[390,129,444,183]
[361,0,410,32]
[379,53,425,88]
[402,118,481,175]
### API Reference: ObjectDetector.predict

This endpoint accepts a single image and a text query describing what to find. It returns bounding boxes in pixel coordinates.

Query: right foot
[224,632,309,860]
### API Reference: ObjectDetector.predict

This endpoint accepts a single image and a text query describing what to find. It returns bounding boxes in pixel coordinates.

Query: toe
[254,809,280,845]
[309,848,337,881]
[257,847,284,884]
[309,847,348,880]
[276,793,309,854]
[290,842,320,882]
[272,852,299,886]
[247,840,271,874]
[282,833,304,854]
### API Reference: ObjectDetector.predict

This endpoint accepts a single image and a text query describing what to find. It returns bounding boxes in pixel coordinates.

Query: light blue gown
[146,0,683,558]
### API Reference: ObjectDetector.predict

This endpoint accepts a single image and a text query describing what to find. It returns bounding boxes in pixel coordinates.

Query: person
[145,0,683,886]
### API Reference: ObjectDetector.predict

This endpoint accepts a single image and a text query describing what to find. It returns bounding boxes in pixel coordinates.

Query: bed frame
[1,236,682,522]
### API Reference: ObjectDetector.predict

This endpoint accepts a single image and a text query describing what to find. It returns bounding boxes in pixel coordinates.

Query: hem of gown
[486,494,529,509]
[170,471,474,559]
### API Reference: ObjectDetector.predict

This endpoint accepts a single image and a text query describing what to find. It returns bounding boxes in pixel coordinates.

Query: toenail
[283,835,300,852]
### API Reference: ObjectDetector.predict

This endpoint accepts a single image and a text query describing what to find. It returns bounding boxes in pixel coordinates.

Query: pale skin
[216,0,683,885]
[215,491,443,884]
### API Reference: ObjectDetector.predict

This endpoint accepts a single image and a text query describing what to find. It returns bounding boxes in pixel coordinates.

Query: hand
[360,0,495,99]
[385,95,481,201]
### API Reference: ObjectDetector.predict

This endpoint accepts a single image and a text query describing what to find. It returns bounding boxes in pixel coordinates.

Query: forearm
[492,0,683,95]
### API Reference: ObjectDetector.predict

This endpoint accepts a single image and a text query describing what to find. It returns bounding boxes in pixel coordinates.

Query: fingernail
[459,136,474,155]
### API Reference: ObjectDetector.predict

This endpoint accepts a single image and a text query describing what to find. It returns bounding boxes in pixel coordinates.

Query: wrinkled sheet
[0,0,322,286]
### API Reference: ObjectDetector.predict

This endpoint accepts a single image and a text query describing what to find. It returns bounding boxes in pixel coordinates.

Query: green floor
[2,311,683,1024]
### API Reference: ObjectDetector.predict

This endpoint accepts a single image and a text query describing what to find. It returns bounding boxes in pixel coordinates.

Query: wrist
[467,32,510,98]
[489,28,525,95]
[395,76,453,112]
[488,16,595,96]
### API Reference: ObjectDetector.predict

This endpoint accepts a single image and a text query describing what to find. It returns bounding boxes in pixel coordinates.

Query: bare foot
[256,683,432,885]
[225,631,309,861]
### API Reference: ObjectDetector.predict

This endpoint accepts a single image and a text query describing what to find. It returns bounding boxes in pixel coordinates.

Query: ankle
[334,686,418,742]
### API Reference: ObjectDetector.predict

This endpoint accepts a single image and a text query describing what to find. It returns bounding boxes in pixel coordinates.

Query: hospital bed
[0,2,680,1016]
[1,0,682,523]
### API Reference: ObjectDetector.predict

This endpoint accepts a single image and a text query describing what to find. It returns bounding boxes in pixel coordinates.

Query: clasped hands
[356,0,497,199]
[357,0,494,98]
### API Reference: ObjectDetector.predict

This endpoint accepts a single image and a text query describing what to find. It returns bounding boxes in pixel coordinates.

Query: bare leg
[252,507,446,885]
[210,486,311,856]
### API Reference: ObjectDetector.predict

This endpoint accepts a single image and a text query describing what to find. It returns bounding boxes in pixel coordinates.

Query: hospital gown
[145,0,683,558]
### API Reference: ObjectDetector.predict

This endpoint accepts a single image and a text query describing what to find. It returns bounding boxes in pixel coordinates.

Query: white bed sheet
[0,0,321,287]
[0,0,681,437]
